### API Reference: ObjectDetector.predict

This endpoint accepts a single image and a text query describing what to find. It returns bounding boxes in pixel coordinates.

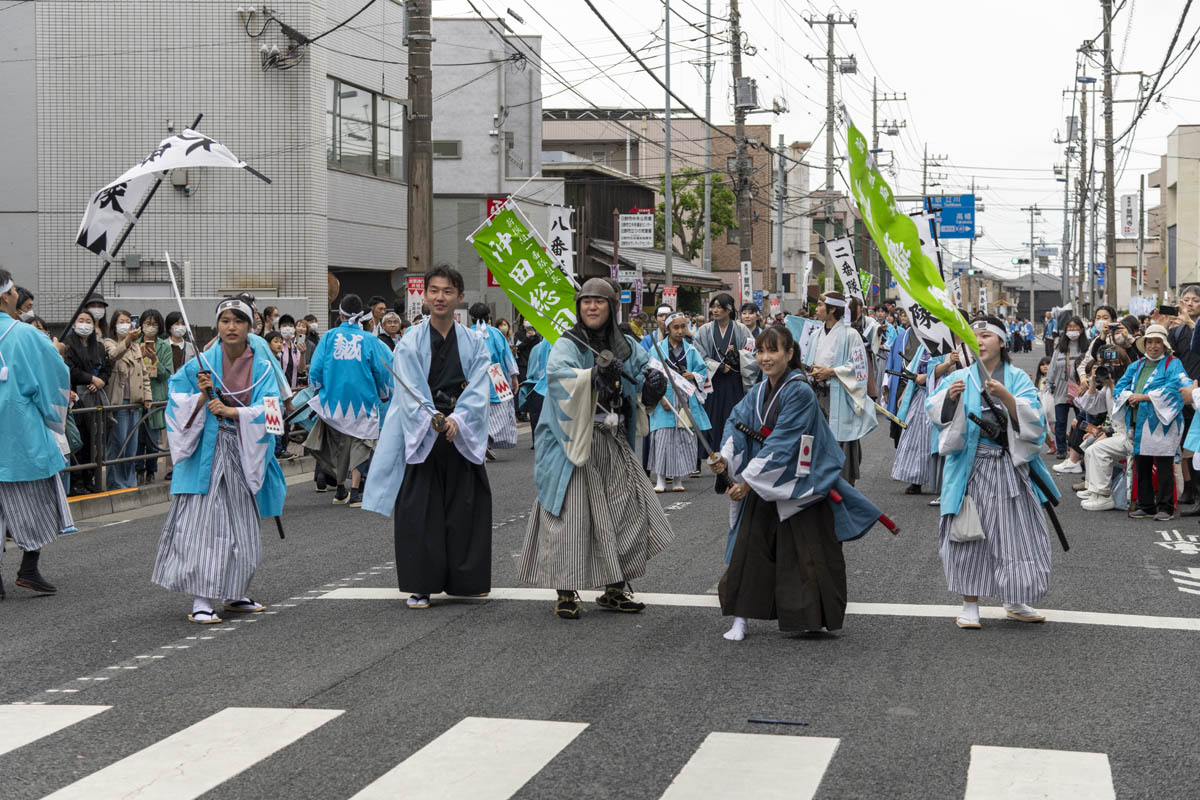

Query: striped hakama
[938,443,1051,604]
[152,423,261,601]
[487,398,518,449]
[891,386,934,485]
[0,477,71,561]
[519,424,674,589]
[303,420,375,484]
[649,427,696,479]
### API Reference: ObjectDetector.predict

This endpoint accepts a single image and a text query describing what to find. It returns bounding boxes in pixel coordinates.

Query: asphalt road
[2,348,1198,799]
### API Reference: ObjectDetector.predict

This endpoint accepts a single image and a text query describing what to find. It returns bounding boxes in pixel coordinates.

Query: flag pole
[61,113,204,339]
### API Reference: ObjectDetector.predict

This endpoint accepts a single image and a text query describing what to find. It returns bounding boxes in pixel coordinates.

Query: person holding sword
[646,312,711,493]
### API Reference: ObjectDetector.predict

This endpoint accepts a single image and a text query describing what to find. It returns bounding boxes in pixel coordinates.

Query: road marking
[659,732,839,800]
[314,588,1200,631]
[41,707,343,800]
[0,705,110,757]
[964,745,1114,799]
[349,716,587,800]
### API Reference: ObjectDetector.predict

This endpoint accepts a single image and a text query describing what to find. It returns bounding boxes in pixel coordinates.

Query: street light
[1076,76,1097,85]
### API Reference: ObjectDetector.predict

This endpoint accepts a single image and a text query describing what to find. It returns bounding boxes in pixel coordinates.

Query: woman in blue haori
[153,296,287,624]
[302,293,393,506]
[0,271,73,599]
[1114,324,1191,521]
[470,302,520,456]
[711,325,886,642]
[363,266,493,610]
[926,316,1058,630]
[519,278,671,620]
[803,291,877,485]
[647,311,711,493]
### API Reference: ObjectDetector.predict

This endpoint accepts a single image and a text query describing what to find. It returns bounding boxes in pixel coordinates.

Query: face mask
[20,311,35,323]
[87,306,105,319]
[142,325,158,338]
[115,322,131,336]
[1066,330,1080,341]
[280,326,295,340]
[74,322,93,337]
[1115,333,1130,346]
[309,322,319,332]
[172,325,187,339]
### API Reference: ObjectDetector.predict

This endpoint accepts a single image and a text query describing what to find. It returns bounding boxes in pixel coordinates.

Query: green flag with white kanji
[469,205,577,343]
[843,107,977,354]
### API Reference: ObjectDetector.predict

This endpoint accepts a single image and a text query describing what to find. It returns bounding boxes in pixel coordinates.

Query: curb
[68,455,319,523]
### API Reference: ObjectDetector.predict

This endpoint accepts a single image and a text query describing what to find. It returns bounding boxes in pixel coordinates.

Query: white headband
[823,296,847,308]
[339,305,369,326]
[0,280,12,295]
[215,298,254,322]
[665,311,687,326]
[656,305,673,317]
[972,321,1008,342]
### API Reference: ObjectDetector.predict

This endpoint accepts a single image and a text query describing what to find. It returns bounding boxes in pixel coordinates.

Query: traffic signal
[1011,257,1031,265]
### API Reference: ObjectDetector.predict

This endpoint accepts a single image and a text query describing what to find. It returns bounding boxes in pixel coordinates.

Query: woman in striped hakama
[471,304,519,455]
[520,279,674,619]
[926,316,1057,630]
[0,271,73,598]
[647,313,711,493]
[152,296,286,624]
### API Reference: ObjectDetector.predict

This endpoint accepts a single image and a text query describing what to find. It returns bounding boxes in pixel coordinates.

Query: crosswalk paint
[659,732,839,800]
[349,716,587,800]
[40,707,343,800]
[0,705,110,757]
[964,745,1115,800]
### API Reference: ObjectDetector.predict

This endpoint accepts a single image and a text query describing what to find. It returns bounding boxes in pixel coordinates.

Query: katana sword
[649,335,732,490]
[164,251,224,430]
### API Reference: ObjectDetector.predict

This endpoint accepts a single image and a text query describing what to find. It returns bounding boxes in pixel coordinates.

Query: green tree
[653,168,737,261]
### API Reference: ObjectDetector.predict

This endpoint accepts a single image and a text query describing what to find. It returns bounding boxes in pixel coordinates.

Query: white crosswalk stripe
[964,745,1116,800]
[0,705,110,757]
[40,707,343,800]
[659,732,840,800]
[349,716,587,800]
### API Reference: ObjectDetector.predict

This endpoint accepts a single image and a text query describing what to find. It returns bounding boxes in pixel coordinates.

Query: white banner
[546,205,575,277]
[826,236,863,302]
[909,210,945,278]
[978,286,989,313]
[898,282,955,356]
[662,285,678,310]
[1120,194,1139,238]
[618,213,653,248]
[768,295,781,316]
[739,260,753,305]
[406,276,425,321]
[76,129,262,256]
[948,276,962,308]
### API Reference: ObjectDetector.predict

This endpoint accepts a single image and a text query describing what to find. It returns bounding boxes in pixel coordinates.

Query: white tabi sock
[654,474,666,492]
[192,596,216,615]
[723,617,748,641]
[960,601,980,623]
[1004,602,1037,615]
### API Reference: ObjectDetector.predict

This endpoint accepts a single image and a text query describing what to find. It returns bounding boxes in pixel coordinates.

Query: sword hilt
[431,412,447,432]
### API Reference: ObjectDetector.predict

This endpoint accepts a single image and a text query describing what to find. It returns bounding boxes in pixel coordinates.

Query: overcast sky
[437,0,1197,280]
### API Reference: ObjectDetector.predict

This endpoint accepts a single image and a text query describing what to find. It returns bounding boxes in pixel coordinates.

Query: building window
[433,140,462,159]
[327,77,405,179]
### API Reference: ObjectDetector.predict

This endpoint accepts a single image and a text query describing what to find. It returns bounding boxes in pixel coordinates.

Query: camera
[1094,365,1111,382]
[1099,345,1119,362]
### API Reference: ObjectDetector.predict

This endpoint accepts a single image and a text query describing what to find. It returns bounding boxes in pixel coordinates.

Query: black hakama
[718,490,847,632]
[701,367,744,458]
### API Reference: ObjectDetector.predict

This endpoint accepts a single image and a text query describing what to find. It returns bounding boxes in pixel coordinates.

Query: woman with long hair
[1046,315,1089,457]
[62,308,112,494]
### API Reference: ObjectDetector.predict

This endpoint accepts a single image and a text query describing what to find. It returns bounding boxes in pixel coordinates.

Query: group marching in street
[14,260,1200,644]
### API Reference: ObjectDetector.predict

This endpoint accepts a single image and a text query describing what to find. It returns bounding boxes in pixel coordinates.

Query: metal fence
[65,401,171,494]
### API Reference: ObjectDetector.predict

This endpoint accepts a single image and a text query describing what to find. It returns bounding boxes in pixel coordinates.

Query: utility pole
[663,0,673,288]
[777,133,785,303]
[1137,173,1145,296]
[1076,80,1089,310]
[870,78,906,153]
[921,144,948,200]
[1058,147,1073,306]
[1101,0,1116,307]
[730,0,753,293]
[804,11,856,292]
[1022,205,1042,319]
[405,0,433,275]
[967,177,976,310]
[702,0,713,274]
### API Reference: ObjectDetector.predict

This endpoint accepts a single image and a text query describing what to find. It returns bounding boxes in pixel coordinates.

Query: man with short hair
[368,296,388,333]
[364,265,493,609]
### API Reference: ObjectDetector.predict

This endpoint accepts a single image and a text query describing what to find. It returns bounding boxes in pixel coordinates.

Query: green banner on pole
[844,109,978,353]
[469,206,577,343]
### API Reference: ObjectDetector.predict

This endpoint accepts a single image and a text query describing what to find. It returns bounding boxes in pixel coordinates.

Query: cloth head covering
[971,319,1009,343]
[215,297,253,324]
[1137,323,1173,354]
[568,278,630,361]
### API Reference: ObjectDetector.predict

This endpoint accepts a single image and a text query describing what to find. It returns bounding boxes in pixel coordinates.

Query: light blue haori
[533,333,651,516]
[719,370,883,556]
[894,344,929,423]
[648,339,711,433]
[164,343,287,518]
[475,322,519,403]
[925,361,1059,518]
[362,320,491,517]
[639,328,666,353]
[305,320,394,440]
[1118,355,1191,456]
[803,321,878,442]
[517,338,551,409]
[0,317,70,482]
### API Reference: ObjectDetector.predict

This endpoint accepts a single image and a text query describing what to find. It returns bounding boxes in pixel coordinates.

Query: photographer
[1075,309,1135,415]
[1076,359,1129,512]
[1046,316,1089,458]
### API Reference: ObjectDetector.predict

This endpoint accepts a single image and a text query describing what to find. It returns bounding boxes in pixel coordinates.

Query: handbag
[949,494,986,542]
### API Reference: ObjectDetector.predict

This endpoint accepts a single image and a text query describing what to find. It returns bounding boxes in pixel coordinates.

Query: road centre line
[314,588,1200,631]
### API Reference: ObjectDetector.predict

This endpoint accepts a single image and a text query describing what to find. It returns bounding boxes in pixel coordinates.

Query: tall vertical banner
[826,236,863,302]
[406,276,425,321]
[978,285,988,313]
[843,105,977,354]
[546,205,575,278]
[1120,194,1139,237]
[739,260,753,305]
[469,203,578,343]
[910,211,945,279]
[948,276,963,308]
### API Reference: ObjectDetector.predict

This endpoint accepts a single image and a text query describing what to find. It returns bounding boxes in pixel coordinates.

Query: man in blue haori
[0,270,72,599]
[363,265,493,610]
[303,293,393,507]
